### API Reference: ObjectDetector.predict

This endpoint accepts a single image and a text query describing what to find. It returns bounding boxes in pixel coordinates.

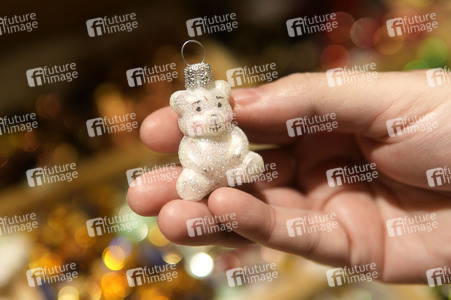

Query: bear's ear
[214,80,231,100]
[170,90,186,116]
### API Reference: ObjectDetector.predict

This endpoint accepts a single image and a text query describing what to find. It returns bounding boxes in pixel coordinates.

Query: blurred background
[0,0,450,299]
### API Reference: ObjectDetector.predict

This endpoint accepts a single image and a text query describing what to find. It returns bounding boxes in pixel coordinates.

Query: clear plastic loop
[181,40,206,66]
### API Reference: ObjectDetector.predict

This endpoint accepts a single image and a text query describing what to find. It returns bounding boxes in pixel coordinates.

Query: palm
[275,132,451,282]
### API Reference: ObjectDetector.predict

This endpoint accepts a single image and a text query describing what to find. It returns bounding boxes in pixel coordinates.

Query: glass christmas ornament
[170,40,264,201]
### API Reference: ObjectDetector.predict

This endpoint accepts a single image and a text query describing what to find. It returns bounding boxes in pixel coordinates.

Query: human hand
[127,72,451,283]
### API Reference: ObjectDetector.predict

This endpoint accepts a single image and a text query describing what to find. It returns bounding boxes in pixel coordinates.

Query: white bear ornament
[170,43,264,201]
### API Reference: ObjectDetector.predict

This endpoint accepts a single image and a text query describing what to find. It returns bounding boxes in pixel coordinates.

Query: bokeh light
[320,45,350,69]
[58,286,79,300]
[163,252,183,265]
[417,37,449,67]
[29,252,63,271]
[117,204,149,242]
[350,18,380,49]
[85,278,102,300]
[189,253,214,278]
[374,26,404,56]
[19,131,41,152]
[403,60,430,70]
[74,225,96,249]
[148,224,169,247]
[35,93,62,119]
[102,246,126,271]
[327,12,355,43]
[100,272,130,299]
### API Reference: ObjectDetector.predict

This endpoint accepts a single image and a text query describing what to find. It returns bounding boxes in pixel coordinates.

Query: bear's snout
[202,110,232,135]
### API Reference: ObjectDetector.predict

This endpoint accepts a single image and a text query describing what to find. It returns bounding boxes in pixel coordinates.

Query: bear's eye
[196,107,201,112]
[217,102,222,108]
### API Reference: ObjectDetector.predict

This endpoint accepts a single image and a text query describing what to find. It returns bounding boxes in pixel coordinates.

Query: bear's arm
[178,137,200,169]
[229,126,249,159]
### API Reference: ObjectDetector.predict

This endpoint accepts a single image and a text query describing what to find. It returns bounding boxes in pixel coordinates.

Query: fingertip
[209,187,273,243]
[158,200,190,243]
[208,187,267,222]
[127,184,153,216]
[208,187,247,215]
[126,167,182,216]
[140,107,182,153]
[231,88,261,108]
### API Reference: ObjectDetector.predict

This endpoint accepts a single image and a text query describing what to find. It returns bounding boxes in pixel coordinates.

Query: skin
[127,72,451,283]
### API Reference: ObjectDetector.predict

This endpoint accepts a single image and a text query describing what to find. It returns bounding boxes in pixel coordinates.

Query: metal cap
[184,62,214,89]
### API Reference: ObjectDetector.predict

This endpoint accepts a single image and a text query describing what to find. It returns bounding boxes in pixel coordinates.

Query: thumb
[231,71,431,140]
[208,187,350,266]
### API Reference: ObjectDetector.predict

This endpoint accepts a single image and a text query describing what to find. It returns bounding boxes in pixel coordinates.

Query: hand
[127,72,451,283]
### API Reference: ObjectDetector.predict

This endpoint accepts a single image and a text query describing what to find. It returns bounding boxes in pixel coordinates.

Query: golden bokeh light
[102,246,126,271]
[148,224,169,247]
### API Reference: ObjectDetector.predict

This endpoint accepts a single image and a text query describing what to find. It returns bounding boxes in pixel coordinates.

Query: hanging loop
[181,40,206,66]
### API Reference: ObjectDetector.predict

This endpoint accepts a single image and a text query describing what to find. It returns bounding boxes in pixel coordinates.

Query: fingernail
[231,88,260,106]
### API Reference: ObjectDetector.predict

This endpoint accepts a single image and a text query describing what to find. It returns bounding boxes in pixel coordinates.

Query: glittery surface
[170,78,264,201]
[184,63,214,89]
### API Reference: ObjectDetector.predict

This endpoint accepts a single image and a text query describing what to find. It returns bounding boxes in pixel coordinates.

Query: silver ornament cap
[184,62,214,89]
[181,40,214,89]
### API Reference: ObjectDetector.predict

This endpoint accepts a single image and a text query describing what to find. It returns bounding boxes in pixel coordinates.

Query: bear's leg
[176,168,214,201]
[242,151,264,178]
